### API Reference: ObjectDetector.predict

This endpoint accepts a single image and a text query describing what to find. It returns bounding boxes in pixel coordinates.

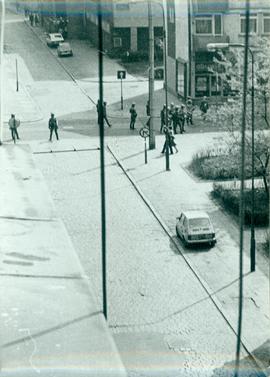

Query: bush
[189,148,260,180]
[212,184,269,225]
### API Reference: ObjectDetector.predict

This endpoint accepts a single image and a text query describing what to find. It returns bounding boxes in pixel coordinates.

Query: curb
[107,143,268,375]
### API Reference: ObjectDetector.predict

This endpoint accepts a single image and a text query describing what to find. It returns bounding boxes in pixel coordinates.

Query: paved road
[4,9,266,377]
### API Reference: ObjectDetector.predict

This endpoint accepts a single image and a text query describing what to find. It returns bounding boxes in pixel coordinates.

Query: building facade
[167,0,270,99]
[84,0,164,56]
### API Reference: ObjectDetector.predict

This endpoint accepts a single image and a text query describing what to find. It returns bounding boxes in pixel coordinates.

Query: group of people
[29,12,39,27]
[8,113,59,143]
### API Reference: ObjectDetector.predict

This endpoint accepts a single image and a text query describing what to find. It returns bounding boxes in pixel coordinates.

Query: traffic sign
[139,127,150,139]
[117,70,126,79]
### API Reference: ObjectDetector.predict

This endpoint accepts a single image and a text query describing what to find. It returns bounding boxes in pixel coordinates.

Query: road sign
[139,127,150,139]
[117,70,126,79]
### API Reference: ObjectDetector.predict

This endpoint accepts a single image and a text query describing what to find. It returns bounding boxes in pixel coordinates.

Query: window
[240,15,257,34]
[113,37,122,48]
[263,13,270,34]
[195,15,222,35]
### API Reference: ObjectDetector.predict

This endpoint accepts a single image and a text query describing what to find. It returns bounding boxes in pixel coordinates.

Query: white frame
[195,15,223,36]
[263,13,270,34]
[240,15,257,34]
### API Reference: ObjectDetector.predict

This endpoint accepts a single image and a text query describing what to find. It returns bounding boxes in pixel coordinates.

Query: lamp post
[207,42,255,272]
[0,0,5,145]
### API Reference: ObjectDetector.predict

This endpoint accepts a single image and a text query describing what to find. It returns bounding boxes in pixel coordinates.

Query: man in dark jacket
[129,103,137,130]
[200,96,209,120]
[48,113,59,141]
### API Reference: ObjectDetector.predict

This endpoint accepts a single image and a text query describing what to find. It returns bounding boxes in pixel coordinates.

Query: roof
[181,210,210,219]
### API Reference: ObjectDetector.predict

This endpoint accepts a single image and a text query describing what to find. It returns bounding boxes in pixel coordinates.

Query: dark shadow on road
[170,235,212,255]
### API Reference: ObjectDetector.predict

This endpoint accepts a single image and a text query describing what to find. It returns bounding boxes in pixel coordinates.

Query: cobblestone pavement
[31,138,260,376]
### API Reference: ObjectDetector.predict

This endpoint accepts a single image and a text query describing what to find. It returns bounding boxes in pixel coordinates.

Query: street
[2,7,269,377]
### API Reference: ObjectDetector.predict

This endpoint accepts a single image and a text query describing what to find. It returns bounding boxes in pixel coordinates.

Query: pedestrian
[172,106,180,134]
[168,102,175,127]
[160,104,166,133]
[8,114,20,143]
[34,13,39,26]
[200,96,209,120]
[48,113,59,141]
[146,100,150,116]
[179,105,186,134]
[29,13,34,26]
[169,130,178,153]
[103,102,112,127]
[96,100,112,127]
[161,127,173,154]
[186,96,194,126]
[129,103,137,130]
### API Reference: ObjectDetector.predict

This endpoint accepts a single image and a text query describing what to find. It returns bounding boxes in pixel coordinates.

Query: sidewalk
[0,144,127,377]
[108,134,270,373]
[2,54,43,123]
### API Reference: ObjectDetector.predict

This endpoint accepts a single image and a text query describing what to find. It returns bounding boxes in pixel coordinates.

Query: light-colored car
[46,33,64,47]
[57,42,73,57]
[176,210,216,247]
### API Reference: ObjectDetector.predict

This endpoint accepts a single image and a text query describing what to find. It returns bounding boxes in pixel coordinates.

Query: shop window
[177,61,187,98]
[195,76,209,97]
[240,15,257,34]
[263,13,270,34]
[195,15,222,35]
[113,37,122,48]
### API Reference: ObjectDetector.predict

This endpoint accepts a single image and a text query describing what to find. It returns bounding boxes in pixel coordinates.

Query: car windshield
[189,218,210,228]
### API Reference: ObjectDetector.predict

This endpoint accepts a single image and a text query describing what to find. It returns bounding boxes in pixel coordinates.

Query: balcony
[193,34,230,51]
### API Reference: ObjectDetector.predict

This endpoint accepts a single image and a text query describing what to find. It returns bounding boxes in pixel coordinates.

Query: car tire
[176,226,179,237]
[70,52,73,57]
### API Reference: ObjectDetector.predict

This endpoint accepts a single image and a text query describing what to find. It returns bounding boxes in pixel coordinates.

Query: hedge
[212,184,269,226]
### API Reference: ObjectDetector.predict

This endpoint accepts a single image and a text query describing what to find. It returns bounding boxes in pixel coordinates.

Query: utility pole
[148,0,155,150]
[0,0,5,145]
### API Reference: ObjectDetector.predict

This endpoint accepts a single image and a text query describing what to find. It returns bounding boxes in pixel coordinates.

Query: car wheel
[70,52,73,56]
[176,226,179,237]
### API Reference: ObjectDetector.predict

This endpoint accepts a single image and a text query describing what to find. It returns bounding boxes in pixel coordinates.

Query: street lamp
[207,42,256,272]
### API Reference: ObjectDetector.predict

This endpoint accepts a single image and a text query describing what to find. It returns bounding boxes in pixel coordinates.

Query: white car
[57,42,73,57]
[46,33,64,47]
[176,210,216,247]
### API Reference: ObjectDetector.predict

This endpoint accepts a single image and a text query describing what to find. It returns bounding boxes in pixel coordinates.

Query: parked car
[57,42,73,57]
[176,210,216,247]
[46,33,64,47]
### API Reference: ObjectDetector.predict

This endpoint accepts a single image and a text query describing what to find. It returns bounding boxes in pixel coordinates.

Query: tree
[209,36,270,130]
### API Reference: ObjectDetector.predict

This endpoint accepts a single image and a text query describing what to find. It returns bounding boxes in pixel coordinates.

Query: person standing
[200,96,209,120]
[179,105,186,134]
[160,104,166,133]
[172,106,180,134]
[129,103,137,130]
[96,100,112,127]
[8,114,20,143]
[29,13,34,26]
[186,96,194,126]
[48,113,59,141]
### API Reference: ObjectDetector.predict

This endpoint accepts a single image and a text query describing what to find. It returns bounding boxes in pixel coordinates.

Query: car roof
[181,210,210,219]
[49,33,63,37]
